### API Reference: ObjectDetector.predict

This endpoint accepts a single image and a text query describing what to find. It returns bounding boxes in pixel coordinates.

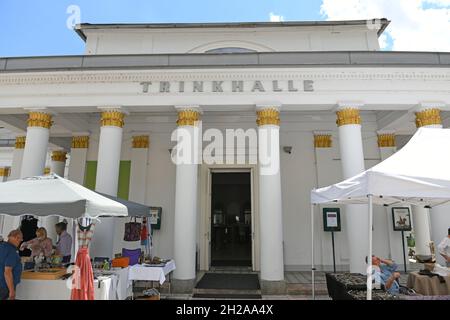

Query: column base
[171,278,196,294]
[260,279,287,295]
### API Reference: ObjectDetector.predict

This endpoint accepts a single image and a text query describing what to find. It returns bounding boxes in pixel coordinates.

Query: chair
[122,248,141,266]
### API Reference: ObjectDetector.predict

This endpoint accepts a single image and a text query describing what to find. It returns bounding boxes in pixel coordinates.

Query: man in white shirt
[437,227,450,267]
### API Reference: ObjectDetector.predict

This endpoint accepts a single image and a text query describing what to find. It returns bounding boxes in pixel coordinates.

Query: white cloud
[320,0,450,52]
[269,12,284,22]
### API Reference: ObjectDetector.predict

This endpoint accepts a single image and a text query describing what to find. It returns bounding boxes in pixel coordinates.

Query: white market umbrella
[0,174,128,219]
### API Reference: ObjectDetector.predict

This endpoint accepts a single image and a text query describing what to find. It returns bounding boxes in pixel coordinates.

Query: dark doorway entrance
[210,172,252,267]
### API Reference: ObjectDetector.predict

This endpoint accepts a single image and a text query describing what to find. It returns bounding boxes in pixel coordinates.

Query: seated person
[367,255,401,295]
[19,227,53,258]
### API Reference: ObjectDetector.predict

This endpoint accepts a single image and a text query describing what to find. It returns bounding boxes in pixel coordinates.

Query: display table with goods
[16,263,132,300]
[407,269,450,296]
[128,258,176,289]
[94,266,132,300]
[326,272,450,300]
[325,273,385,300]
[16,275,115,300]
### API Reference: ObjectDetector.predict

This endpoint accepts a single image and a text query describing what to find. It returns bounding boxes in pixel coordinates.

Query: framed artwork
[149,207,162,230]
[323,208,341,232]
[391,207,412,231]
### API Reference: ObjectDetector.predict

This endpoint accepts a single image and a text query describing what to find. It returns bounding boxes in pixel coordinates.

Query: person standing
[55,222,72,263]
[437,227,450,267]
[0,230,23,300]
[19,227,53,258]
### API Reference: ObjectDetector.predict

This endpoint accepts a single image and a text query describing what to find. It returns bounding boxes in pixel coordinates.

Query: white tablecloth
[128,260,176,285]
[16,277,115,300]
[96,267,131,300]
[16,267,131,300]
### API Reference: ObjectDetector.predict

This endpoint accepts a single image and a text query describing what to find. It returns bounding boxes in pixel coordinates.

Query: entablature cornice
[1,68,450,86]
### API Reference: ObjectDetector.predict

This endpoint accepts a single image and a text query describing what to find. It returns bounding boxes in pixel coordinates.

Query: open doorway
[210,172,252,267]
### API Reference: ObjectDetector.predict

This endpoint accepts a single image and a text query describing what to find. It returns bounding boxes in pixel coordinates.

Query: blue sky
[2,0,450,57]
[0,0,325,57]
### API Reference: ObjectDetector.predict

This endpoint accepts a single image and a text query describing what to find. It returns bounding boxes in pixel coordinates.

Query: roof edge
[74,19,391,42]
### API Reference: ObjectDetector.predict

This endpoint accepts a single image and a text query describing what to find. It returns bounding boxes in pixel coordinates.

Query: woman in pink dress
[20,227,53,258]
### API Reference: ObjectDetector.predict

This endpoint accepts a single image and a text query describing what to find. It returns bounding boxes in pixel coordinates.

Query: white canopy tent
[0,174,128,219]
[310,128,450,300]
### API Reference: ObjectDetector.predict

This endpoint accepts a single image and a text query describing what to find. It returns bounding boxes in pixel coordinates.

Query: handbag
[124,217,141,242]
[122,248,141,266]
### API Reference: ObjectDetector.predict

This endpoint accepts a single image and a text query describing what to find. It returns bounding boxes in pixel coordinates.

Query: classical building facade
[0,19,449,293]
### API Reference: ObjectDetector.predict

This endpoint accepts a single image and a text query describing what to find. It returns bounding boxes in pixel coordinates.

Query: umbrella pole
[367,195,374,301]
[311,203,315,300]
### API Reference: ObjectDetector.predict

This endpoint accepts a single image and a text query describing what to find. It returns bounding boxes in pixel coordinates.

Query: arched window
[205,47,257,54]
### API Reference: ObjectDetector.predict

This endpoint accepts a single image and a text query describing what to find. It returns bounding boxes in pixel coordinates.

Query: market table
[16,277,114,300]
[128,259,176,285]
[407,272,450,296]
[16,267,131,300]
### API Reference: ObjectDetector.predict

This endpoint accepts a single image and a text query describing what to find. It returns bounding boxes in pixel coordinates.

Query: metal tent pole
[311,203,316,300]
[367,195,374,301]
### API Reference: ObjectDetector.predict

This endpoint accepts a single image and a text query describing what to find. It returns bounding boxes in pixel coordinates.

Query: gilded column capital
[415,108,441,128]
[100,110,125,128]
[377,133,396,148]
[176,109,201,126]
[336,108,361,127]
[51,151,67,162]
[27,112,53,129]
[15,136,26,149]
[71,136,89,149]
[0,167,10,177]
[132,135,150,148]
[256,108,280,126]
[314,134,333,148]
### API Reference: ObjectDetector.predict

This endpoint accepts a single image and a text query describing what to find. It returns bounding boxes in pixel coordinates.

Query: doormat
[193,273,261,299]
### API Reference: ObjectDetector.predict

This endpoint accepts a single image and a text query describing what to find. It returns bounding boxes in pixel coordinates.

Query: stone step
[193,288,262,296]
[287,283,329,296]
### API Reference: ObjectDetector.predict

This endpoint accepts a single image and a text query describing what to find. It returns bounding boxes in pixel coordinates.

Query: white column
[413,106,444,258]
[3,151,21,237]
[173,106,201,284]
[20,111,52,178]
[42,150,68,242]
[129,135,149,203]
[314,133,342,270]
[377,132,408,264]
[0,167,9,182]
[336,104,368,273]
[112,135,150,255]
[257,105,284,283]
[50,150,67,176]
[67,136,89,185]
[0,167,9,238]
[90,109,125,259]
[8,136,25,180]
